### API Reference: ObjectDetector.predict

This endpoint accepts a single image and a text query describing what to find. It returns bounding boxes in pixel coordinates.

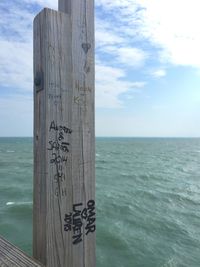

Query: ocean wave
[96,159,109,164]
[5,201,33,218]
[120,172,133,178]
[162,257,177,267]
[6,150,15,153]
[96,165,108,170]
[164,191,200,206]
[1,137,200,267]
[6,201,32,206]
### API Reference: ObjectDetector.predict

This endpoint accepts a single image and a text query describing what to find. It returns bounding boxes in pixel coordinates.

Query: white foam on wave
[96,153,100,157]
[6,201,33,206]
[6,202,15,206]
[6,150,15,153]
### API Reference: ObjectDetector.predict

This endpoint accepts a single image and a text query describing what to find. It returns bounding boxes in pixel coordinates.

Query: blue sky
[0,0,200,137]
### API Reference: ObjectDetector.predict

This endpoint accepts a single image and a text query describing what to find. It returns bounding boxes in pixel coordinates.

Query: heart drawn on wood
[82,43,91,54]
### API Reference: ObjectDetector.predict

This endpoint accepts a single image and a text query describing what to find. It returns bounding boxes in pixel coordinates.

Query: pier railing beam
[0,236,44,267]
[33,1,95,266]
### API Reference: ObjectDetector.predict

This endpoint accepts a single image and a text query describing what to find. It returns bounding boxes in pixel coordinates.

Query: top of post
[58,0,71,14]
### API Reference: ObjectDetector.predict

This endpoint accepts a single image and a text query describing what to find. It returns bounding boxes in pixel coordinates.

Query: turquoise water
[0,137,200,266]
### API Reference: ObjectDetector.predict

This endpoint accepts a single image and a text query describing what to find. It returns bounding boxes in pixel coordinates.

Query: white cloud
[0,1,147,111]
[0,40,33,91]
[136,0,200,67]
[96,0,200,68]
[151,69,166,78]
[95,19,125,48]
[96,0,138,12]
[1,0,200,98]
[96,30,124,48]
[0,5,33,43]
[95,11,147,68]
[0,1,59,93]
[96,62,145,108]
[103,45,147,67]
[96,20,147,68]
[0,3,35,91]
[23,0,57,9]
[114,46,147,67]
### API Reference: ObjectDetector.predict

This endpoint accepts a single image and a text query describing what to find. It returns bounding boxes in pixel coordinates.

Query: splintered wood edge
[0,236,44,267]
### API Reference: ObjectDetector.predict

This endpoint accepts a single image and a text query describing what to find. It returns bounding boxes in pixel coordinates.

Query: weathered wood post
[33,0,95,266]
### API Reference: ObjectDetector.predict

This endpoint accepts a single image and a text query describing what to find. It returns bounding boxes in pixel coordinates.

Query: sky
[0,0,200,137]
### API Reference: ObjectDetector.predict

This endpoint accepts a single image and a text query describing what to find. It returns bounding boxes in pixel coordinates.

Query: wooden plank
[0,236,43,267]
[33,4,95,267]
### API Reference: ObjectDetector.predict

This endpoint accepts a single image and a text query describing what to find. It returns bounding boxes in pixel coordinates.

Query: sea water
[0,137,200,267]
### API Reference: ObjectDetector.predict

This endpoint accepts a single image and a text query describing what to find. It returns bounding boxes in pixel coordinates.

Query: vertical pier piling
[33,1,95,266]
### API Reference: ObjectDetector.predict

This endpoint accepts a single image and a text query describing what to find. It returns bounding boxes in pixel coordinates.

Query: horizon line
[0,136,200,138]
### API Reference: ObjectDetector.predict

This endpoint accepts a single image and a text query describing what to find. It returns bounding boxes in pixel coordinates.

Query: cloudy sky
[0,0,200,137]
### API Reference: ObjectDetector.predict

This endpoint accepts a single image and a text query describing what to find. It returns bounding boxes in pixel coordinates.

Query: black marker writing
[48,120,72,197]
[64,200,96,245]
[49,121,72,134]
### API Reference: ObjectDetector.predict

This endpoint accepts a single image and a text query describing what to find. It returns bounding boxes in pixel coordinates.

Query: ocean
[0,137,200,267]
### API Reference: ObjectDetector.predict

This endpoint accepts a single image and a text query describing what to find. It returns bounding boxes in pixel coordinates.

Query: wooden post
[33,0,95,266]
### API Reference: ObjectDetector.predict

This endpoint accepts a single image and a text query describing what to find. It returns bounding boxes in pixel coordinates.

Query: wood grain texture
[58,0,71,14]
[0,236,43,267]
[33,4,95,267]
